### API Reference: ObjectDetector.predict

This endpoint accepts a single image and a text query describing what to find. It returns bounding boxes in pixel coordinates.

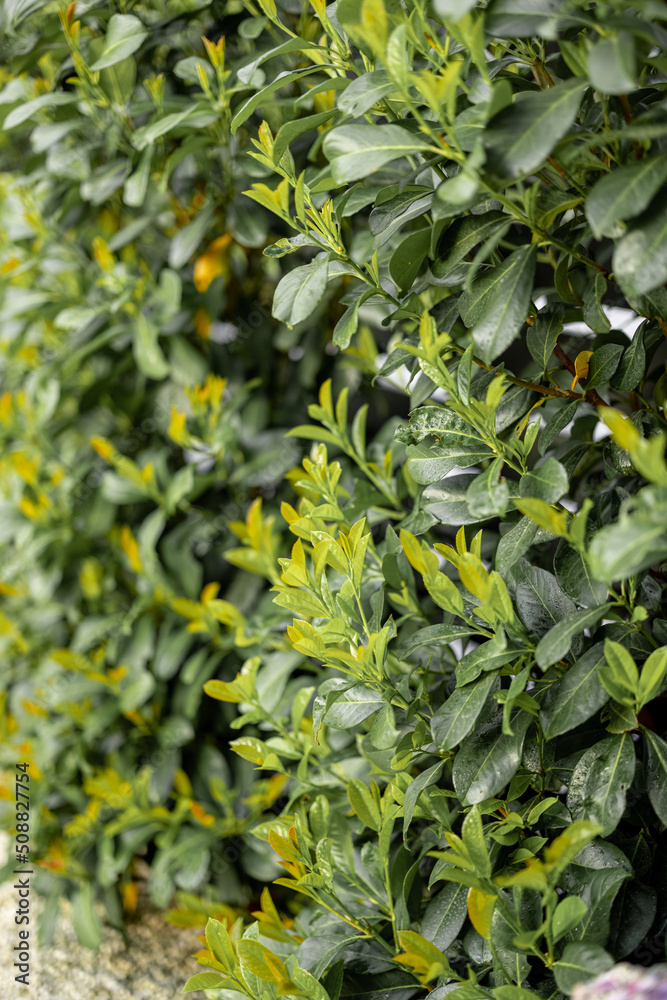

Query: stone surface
[0,840,204,999]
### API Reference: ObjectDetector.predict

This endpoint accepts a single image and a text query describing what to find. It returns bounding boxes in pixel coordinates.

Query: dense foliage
[2,0,667,998]
[0,0,334,944]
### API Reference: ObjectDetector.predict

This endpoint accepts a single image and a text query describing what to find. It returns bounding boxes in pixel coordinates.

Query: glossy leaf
[644,729,667,825]
[431,672,498,750]
[469,246,537,362]
[567,734,636,836]
[323,124,430,183]
[89,15,148,70]
[553,943,614,995]
[585,154,667,239]
[613,193,667,297]
[516,566,576,638]
[540,644,608,740]
[421,883,467,951]
[535,605,612,670]
[273,260,329,328]
[484,79,586,178]
[452,711,532,805]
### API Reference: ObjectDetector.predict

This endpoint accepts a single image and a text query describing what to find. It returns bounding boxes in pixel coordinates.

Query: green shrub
[0,0,342,943]
[178,0,667,998]
[2,0,667,994]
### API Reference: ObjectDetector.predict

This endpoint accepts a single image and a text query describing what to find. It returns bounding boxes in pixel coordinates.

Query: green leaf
[431,673,498,751]
[205,917,236,972]
[164,465,194,514]
[182,973,226,992]
[323,124,430,183]
[519,458,568,504]
[644,729,667,825]
[610,326,646,391]
[554,539,608,609]
[538,399,579,457]
[237,36,319,84]
[231,66,330,134]
[553,942,614,995]
[397,624,482,659]
[466,458,509,518]
[638,646,667,710]
[452,711,532,806]
[456,633,521,686]
[516,566,576,638]
[348,777,381,831]
[421,883,468,951]
[607,879,658,960]
[369,187,432,237]
[599,639,638,706]
[333,290,374,349]
[133,315,170,380]
[273,110,337,162]
[168,201,214,269]
[89,15,148,71]
[123,145,153,207]
[586,343,623,388]
[297,932,362,980]
[338,69,395,116]
[462,805,492,878]
[432,211,508,281]
[273,260,329,328]
[588,487,667,584]
[588,32,636,95]
[526,307,562,371]
[568,866,629,946]
[535,604,612,670]
[495,517,538,577]
[582,273,610,335]
[552,896,588,944]
[71,883,103,949]
[324,685,384,728]
[493,989,539,1000]
[484,79,586,178]
[403,760,446,837]
[132,105,202,151]
[425,474,489,525]
[3,92,78,130]
[405,406,494,481]
[466,246,537,362]
[486,0,565,38]
[433,0,477,19]
[567,734,636,836]
[337,968,424,1000]
[613,193,667,297]
[585,154,667,239]
[390,229,431,294]
[540,643,608,740]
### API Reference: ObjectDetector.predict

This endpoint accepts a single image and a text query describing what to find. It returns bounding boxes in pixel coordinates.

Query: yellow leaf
[204,679,243,703]
[194,308,212,339]
[168,406,188,446]
[513,497,568,537]
[193,234,232,293]
[120,525,142,572]
[191,801,216,826]
[601,406,641,453]
[467,887,497,940]
[571,349,593,390]
[400,529,426,573]
[92,236,115,272]
[90,435,115,461]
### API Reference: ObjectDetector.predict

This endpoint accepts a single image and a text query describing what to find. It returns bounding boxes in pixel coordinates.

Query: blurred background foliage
[0,0,356,944]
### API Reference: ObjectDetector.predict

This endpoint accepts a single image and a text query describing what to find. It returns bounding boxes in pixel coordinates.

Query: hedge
[1,1,667,998]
